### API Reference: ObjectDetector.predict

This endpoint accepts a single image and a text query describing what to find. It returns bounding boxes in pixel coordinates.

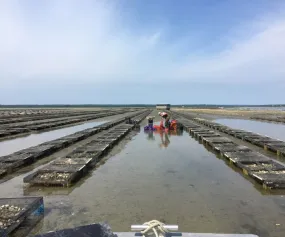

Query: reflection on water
[1,115,285,236]
[145,130,184,148]
[28,126,283,235]
[0,121,108,156]
[159,132,170,148]
[215,118,285,141]
[145,131,155,141]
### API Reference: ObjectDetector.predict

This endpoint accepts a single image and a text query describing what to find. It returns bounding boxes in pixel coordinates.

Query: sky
[0,0,285,105]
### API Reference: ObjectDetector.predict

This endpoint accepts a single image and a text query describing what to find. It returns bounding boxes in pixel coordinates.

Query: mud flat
[172,111,285,157]
[0,110,149,180]
[250,115,285,124]
[0,110,102,124]
[0,108,108,119]
[193,118,285,157]
[171,111,285,189]
[0,109,142,156]
[19,111,285,236]
[174,108,285,122]
[24,111,150,187]
[0,109,139,140]
[1,110,285,237]
[0,110,142,156]
[0,109,65,118]
[0,108,136,125]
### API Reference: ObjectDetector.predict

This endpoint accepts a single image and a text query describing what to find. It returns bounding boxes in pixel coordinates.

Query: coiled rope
[141,220,169,237]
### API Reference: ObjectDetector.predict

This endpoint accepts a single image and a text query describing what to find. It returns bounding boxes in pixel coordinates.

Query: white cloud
[175,17,285,83]
[0,0,285,87]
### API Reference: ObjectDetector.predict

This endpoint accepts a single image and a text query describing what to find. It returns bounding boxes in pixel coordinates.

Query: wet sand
[174,108,285,119]
[0,112,284,237]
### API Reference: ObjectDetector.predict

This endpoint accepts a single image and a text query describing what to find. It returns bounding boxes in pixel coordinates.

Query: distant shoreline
[0,104,284,108]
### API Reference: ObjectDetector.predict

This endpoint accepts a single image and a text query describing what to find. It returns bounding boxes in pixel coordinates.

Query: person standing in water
[159,112,170,129]
[146,116,154,128]
[146,116,155,130]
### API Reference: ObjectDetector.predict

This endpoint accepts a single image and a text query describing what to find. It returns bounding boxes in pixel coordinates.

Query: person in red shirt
[158,112,170,129]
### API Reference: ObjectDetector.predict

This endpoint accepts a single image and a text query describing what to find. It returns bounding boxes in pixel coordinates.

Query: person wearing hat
[158,111,170,129]
[146,116,155,129]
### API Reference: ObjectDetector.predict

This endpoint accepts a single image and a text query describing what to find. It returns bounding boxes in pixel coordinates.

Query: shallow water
[0,120,108,156]
[0,115,284,237]
[215,119,285,141]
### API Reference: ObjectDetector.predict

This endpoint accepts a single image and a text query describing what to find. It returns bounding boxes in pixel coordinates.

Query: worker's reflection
[159,132,170,148]
[145,130,155,141]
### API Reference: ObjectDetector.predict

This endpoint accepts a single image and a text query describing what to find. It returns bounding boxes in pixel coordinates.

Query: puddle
[215,119,285,141]
[0,121,108,156]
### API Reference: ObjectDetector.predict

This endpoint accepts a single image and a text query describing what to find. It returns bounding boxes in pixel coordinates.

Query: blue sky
[1,0,285,105]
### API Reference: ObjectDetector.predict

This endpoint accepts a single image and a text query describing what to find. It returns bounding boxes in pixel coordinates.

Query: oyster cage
[0,196,43,236]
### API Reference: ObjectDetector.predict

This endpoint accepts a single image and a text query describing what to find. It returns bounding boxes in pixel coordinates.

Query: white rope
[141,220,169,237]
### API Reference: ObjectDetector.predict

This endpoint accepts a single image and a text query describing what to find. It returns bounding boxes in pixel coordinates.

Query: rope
[140,220,169,237]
